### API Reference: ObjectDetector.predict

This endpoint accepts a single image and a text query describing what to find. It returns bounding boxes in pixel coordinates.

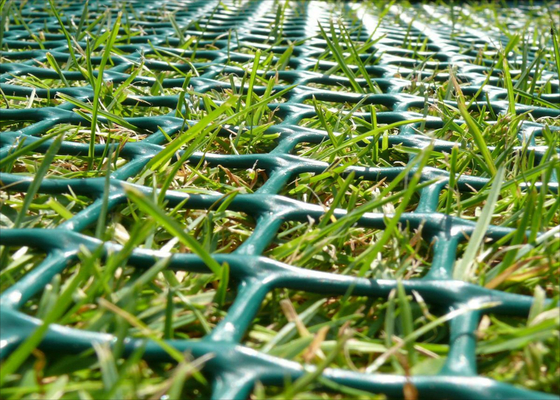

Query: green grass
[1,0,559,399]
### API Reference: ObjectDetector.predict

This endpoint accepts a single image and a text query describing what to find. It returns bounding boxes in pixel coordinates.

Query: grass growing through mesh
[1,0,560,399]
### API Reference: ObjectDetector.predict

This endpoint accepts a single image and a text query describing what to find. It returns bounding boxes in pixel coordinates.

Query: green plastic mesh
[1,1,559,399]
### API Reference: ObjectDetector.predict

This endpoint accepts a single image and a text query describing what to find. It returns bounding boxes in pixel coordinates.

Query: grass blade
[147,96,236,170]
[453,166,505,281]
[451,74,497,176]
[13,134,63,228]
[88,12,122,167]
[549,18,560,81]
[501,58,516,116]
[365,301,500,373]
[124,186,222,275]
[318,21,363,94]
[57,93,137,130]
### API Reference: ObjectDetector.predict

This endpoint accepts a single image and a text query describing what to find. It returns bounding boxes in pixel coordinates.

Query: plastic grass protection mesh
[1,0,559,399]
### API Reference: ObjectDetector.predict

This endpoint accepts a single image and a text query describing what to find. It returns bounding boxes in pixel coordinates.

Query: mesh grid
[1,1,559,399]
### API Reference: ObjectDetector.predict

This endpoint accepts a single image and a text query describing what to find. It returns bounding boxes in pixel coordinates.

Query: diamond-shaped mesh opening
[265,220,432,280]
[245,290,450,364]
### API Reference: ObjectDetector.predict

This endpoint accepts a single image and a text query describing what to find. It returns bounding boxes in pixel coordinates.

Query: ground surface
[0,0,559,399]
